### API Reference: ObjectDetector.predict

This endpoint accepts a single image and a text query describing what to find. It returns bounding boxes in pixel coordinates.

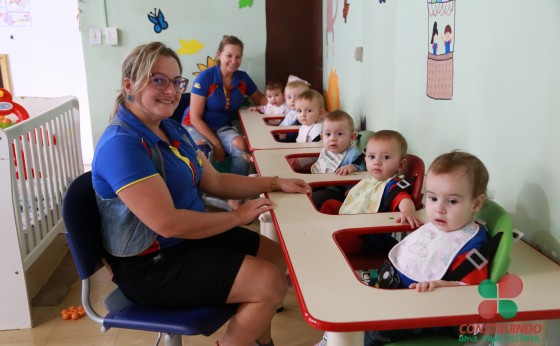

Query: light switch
[105,27,118,45]
[354,46,363,62]
[89,28,102,45]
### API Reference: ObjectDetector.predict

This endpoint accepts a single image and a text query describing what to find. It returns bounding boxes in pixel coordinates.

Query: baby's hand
[335,164,357,176]
[409,280,458,292]
[248,106,259,112]
[396,210,423,229]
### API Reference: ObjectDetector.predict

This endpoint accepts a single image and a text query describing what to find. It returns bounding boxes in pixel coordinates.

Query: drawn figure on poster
[326,0,338,55]
[426,0,455,100]
[443,24,453,54]
[431,22,439,55]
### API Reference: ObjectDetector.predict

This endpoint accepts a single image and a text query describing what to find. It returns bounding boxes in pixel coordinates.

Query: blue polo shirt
[182,64,258,130]
[92,105,205,251]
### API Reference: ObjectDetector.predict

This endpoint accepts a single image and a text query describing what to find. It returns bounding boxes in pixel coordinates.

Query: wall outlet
[105,27,118,45]
[89,28,102,45]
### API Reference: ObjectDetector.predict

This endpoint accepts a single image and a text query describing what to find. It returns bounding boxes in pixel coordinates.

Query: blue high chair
[62,172,238,346]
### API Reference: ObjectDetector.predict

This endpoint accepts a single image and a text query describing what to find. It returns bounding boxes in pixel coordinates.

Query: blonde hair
[295,89,325,109]
[215,35,244,66]
[286,80,310,92]
[369,130,408,160]
[112,42,182,119]
[429,151,489,199]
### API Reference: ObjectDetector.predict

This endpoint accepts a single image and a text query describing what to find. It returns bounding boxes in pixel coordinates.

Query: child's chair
[62,172,238,346]
[337,153,426,270]
[383,200,513,345]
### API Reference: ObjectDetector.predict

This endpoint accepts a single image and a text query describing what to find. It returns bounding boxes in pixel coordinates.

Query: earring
[126,94,135,102]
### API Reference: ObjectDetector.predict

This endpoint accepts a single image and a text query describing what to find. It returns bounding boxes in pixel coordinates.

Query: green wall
[78,0,266,145]
[323,0,560,265]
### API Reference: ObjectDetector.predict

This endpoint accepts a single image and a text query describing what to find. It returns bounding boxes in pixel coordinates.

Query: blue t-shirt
[182,64,258,130]
[92,105,205,250]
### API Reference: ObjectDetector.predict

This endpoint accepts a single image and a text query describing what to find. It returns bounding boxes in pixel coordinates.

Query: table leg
[326,331,364,346]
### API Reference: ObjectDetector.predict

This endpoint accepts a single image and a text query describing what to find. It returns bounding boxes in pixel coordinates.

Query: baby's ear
[398,158,407,173]
[472,194,486,213]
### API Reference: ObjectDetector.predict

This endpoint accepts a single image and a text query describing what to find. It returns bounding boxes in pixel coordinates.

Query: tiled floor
[1,221,325,346]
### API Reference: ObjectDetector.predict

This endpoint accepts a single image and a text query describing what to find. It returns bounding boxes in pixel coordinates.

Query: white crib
[0,96,83,330]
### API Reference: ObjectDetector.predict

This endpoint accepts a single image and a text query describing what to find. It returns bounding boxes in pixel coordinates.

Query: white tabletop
[238,109,323,151]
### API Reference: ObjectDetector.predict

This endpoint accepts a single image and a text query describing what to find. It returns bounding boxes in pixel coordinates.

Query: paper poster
[426,0,455,100]
[0,0,31,26]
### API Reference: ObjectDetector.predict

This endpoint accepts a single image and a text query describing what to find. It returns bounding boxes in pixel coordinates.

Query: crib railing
[0,96,83,330]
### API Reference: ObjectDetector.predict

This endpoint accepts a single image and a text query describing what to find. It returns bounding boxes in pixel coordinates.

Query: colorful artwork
[325,0,338,55]
[426,0,455,100]
[177,38,204,55]
[147,8,168,34]
[192,56,217,77]
[239,0,253,9]
[326,69,341,112]
[343,0,350,23]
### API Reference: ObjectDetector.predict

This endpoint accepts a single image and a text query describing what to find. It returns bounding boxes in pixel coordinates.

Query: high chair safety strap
[443,232,504,282]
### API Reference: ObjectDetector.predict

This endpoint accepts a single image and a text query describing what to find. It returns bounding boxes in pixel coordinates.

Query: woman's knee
[231,136,249,153]
[229,259,287,305]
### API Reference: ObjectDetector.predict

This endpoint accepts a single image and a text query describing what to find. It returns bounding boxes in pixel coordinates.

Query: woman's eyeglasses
[149,73,189,93]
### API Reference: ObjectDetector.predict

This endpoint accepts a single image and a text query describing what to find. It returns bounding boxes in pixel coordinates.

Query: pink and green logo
[478,274,523,319]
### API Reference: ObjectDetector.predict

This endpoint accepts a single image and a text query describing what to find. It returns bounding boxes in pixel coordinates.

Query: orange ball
[61,312,71,320]
[71,312,80,320]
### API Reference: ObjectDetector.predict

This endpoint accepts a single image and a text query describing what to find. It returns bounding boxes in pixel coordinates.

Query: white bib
[339,175,394,214]
[311,148,345,173]
[296,123,323,143]
[389,222,479,282]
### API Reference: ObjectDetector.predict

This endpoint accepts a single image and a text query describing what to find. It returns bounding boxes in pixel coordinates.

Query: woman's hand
[233,197,275,225]
[213,143,226,162]
[276,178,311,194]
[409,280,460,292]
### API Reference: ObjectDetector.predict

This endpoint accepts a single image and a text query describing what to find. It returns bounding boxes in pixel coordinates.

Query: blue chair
[62,172,237,346]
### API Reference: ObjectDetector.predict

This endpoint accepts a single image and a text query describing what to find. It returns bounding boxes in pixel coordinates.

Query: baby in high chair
[248,80,288,115]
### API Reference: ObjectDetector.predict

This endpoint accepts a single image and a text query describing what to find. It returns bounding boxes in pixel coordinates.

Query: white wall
[0,0,93,164]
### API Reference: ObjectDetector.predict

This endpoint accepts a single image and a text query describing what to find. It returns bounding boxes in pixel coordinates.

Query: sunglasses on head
[149,73,189,93]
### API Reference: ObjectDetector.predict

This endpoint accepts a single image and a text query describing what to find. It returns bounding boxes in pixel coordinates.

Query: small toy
[0,88,29,128]
[61,305,86,320]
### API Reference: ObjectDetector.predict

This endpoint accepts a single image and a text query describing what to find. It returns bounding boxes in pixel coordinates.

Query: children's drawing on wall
[147,8,168,34]
[239,0,254,8]
[178,38,204,55]
[343,0,350,23]
[426,0,455,100]
[325,0,338,55]
[192,56,217,77]
[326,69,341,112]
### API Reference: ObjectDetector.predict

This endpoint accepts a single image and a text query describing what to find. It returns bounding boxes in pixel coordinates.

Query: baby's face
[285,86,307,110]
[364,138,404,181]
[295,98,323,126]
[265,88,284,107]
[425,169,484,232]
[321,119,356,154]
